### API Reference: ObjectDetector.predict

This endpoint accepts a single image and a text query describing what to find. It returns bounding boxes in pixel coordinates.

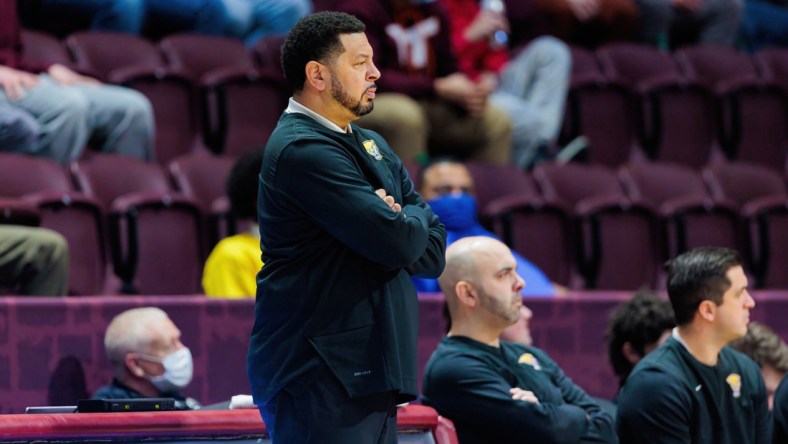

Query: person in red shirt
[443,0,575,168]
[0,0,154,164]
[321,0,513,165]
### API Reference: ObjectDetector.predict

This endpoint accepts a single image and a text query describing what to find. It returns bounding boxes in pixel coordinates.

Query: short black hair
[281,11,366,91]
[606,289,675,385]
[417,156,465,192]
[227,150,263,220]
[666,246,743,325]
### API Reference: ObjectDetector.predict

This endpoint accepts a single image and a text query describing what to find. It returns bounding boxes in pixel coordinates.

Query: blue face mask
[427,193,479,231]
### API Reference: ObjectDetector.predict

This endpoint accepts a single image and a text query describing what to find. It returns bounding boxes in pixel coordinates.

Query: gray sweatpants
[0,105,39,153]
[490,36,572,169]
[0,75,155,164]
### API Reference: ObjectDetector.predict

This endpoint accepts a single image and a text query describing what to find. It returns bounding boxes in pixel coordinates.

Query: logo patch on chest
[518,353,542,371]
[726,373,742,398]
[363,139,383,160]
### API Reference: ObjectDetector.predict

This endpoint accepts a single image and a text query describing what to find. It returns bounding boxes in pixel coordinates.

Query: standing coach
[247,11,447,444]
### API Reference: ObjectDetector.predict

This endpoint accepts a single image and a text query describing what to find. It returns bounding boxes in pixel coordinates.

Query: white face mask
[142,347,193,393]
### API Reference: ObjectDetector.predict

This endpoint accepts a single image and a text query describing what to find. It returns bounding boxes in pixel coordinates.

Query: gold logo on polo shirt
[726,373,742,398]
[363,139,383,160]
[518,353,542,371]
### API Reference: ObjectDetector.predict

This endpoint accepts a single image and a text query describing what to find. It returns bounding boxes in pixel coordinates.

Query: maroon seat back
[535,163,659,289]
[0,154,106,294]
[621,161,739,260]
[71,155,202,294]
[597,43,717,168]
[67,32,164,80]
[677,45,788,171]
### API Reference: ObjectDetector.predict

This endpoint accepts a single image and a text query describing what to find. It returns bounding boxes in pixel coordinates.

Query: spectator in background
[606,289,675,391]
[20,0,228,38]
[525,0,638,47]
[323,0,512,165]
[222,0,312,46]
[741,0,788,50]
[422,236,617,444]
[202,150,263,298]
[730,321,788,409]
[0,225,68,296]
[0,105,39,153]
[0,0,155,165]
[443,0,575,169]
[413,158,558,295]
[93,307,200,410]
[617,247,770,444]
[632,0,743,47]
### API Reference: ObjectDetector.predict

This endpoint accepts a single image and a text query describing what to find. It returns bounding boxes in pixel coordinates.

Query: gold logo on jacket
[518,353,542,371]
[363,140,383,160]
[726,373,742,398]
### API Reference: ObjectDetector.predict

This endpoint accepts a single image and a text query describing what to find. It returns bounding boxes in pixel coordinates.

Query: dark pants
[258,367,397,444]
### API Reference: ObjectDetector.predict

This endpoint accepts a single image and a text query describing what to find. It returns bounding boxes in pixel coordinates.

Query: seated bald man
[421,236,616,444]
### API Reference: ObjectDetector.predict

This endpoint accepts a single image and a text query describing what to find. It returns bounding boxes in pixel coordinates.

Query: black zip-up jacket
[617,337,771,444]
[248,111,446,405]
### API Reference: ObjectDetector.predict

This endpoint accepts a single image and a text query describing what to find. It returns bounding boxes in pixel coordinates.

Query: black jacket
[422,336,617,444]
[248,111,446,405]
[617,337,771,444]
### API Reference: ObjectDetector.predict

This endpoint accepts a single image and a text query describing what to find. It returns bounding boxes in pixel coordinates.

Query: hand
[47,64,100,86]
[434,73,489,116]
[567,0,600,21]
[375,189,402,212]
[0,66,39,100]
[464,10,510,43]
[510,387,540,404]
[477,72,499,96]
[672,0,702,11]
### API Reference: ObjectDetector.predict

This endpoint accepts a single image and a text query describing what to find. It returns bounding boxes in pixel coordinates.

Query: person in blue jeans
[741,0,788,50]
[26,0,228,37]
[0,105,39,153]
[222,0,311,46]
[413,158,558,296]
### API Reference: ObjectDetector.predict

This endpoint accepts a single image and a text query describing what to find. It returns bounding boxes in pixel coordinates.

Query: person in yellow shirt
[202,150,263,298]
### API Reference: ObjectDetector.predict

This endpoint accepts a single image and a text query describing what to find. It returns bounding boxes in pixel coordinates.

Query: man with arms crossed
[422,236,616,444]
[617,247,771,443]
[247,11,447,443]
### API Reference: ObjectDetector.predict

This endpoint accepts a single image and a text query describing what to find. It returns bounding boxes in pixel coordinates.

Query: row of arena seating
[20,29,788,174]
[2,152,787,295]
[565,44,788,172]
[0,152,237,295]
[21,29,289,164]
[419,160,788,290]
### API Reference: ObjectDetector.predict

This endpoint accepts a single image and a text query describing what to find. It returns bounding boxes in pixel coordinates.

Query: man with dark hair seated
[606,289,675,391]
[93,307,200,410]
[617,247,771,444]
[422,236,617,444]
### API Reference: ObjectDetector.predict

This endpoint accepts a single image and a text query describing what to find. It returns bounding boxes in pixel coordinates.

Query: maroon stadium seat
[71,155,203,294]
[0,153,105,295]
